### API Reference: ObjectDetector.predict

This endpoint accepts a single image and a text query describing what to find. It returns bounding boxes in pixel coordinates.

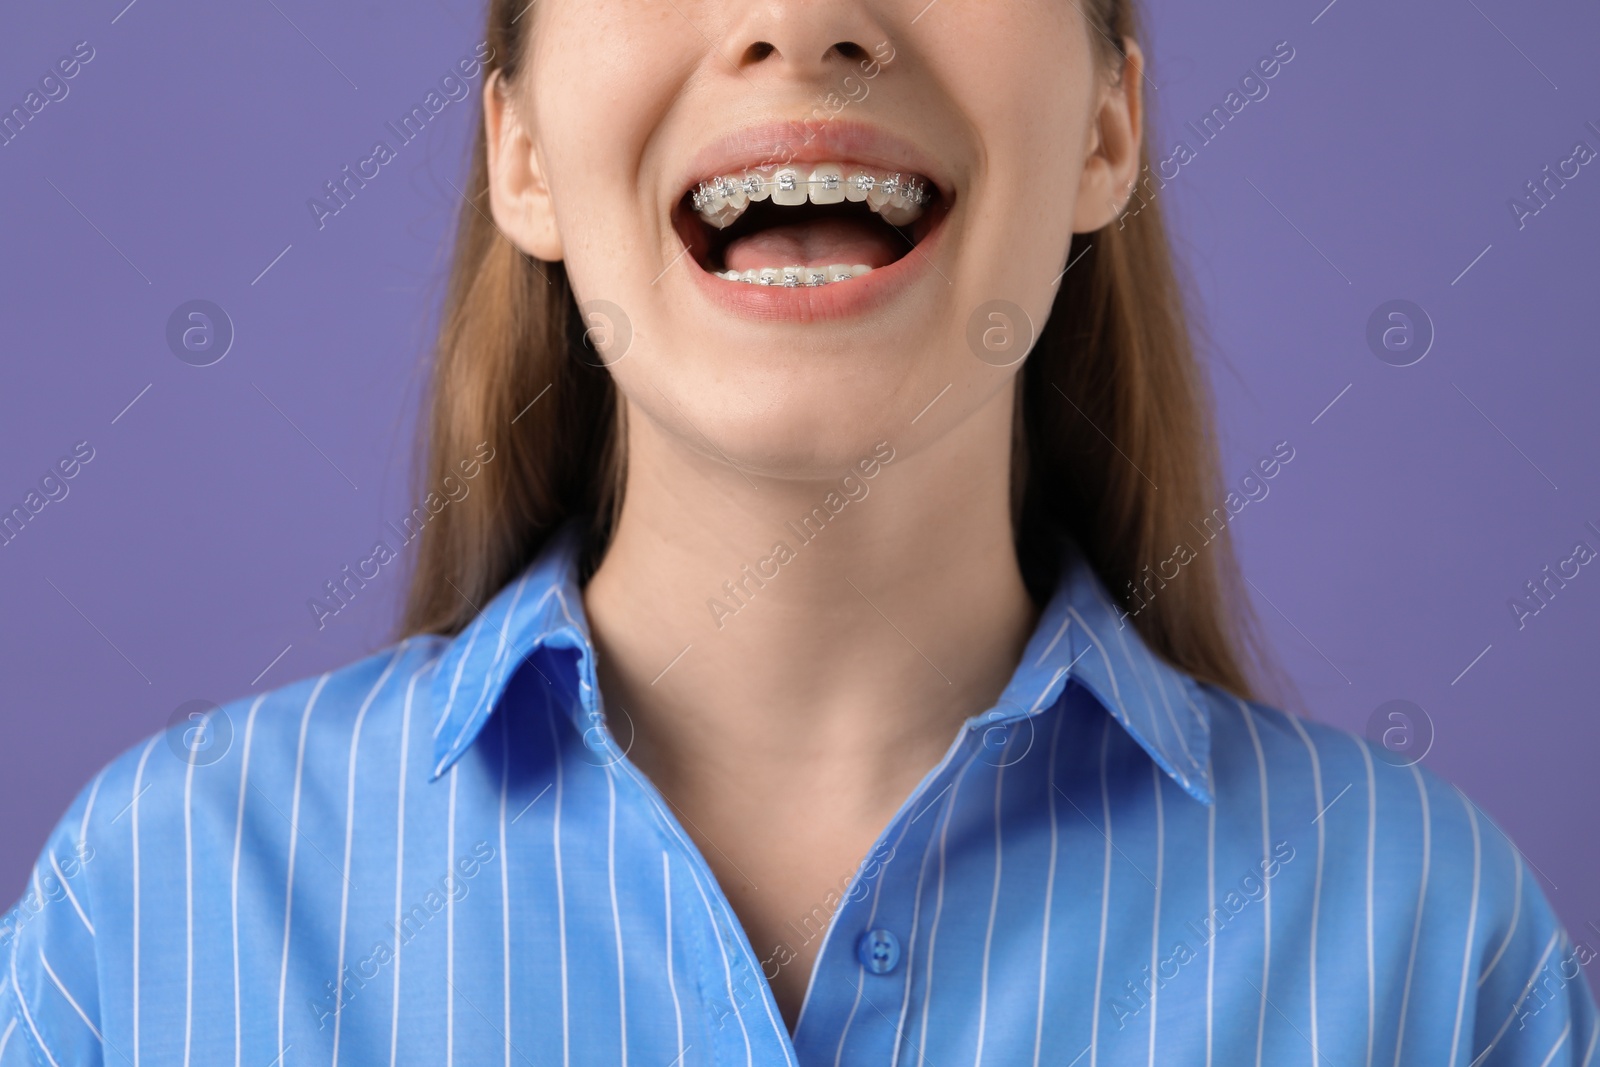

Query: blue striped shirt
[3,517,1595,1065]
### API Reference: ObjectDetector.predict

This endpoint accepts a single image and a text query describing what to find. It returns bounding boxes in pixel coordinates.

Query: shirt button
[856,929,902,975]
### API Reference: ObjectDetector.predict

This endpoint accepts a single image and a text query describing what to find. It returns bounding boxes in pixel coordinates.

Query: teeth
[690,164,931,229]
[880,178,922,227]
[715,263,874,286]
[696,175,746,229]
[809,164,845,205]
[867,174,894,210]
[771,167,808,207]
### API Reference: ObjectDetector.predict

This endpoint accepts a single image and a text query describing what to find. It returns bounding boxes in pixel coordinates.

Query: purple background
[2,0,1597,941]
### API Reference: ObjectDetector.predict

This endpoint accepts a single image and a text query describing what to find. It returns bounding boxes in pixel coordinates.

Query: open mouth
[672,163,948,287]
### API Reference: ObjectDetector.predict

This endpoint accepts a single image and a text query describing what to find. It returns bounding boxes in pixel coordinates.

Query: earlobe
[1070,39,1146,234]
[483,73,564,261]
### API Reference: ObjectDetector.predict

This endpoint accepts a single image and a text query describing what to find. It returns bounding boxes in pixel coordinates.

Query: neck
[581,385,1039,812]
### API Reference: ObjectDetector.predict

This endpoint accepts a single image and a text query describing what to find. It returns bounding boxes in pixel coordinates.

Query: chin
[661,387,910,481]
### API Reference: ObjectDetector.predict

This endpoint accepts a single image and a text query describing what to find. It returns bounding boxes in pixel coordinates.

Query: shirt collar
[428,516,1214,804]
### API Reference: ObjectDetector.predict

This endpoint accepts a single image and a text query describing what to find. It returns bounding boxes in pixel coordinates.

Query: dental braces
[690,170,930,213]
[713,264,874,286]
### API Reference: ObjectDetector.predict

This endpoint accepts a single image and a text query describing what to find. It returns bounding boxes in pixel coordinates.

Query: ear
[483,71,564,260]
[1071,38,1146,234]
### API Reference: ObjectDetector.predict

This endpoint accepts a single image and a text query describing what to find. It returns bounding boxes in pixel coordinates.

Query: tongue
[724,216,903,273]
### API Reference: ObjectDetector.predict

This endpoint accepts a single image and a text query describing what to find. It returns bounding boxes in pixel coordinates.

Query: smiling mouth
[673,162,946,287]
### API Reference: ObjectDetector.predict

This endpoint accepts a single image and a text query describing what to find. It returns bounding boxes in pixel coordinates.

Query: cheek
[530,1,699,276]
[932,4,1090,181]
[921,8,1095,315]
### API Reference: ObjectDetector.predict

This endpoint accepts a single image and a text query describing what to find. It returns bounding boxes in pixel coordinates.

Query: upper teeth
[691,165,931,229]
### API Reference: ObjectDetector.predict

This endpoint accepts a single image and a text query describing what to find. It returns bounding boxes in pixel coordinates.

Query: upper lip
[675,118,952,203]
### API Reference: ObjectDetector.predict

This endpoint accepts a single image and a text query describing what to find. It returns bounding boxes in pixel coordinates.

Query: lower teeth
[717,264,873,286]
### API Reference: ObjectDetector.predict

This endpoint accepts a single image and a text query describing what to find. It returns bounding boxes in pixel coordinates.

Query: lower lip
[682,206,951,324]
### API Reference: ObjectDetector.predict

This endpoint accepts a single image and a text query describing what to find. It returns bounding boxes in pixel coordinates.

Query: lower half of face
[530,0,1102,474]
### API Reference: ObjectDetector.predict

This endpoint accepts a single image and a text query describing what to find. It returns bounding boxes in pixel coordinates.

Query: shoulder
[1199,682,1485,859]
[1197,685,1528,952]
[1197,684,1598,1061]
[0,637,446,1063]
[64,636,446,859]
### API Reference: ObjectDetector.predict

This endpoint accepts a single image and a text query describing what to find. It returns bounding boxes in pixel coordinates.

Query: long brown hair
[400,0,1274,703]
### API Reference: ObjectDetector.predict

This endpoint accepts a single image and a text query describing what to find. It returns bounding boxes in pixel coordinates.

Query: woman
[3,0,1593,1063]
